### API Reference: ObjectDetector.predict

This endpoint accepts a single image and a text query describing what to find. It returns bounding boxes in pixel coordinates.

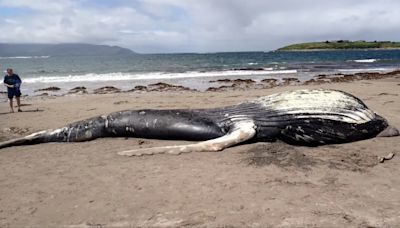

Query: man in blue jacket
[3,68,22,113]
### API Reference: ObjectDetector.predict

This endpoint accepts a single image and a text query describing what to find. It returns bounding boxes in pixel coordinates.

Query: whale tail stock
[0,116,107,149]
[0,109,225,150]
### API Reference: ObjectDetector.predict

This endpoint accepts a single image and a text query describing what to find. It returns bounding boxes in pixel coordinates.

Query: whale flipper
[118,120,256,156]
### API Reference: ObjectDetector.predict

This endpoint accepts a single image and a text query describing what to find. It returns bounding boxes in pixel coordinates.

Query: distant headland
[277,40,400,51]
[0,43,136,57]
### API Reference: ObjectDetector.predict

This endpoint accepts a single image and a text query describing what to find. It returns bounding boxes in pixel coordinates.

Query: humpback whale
[0,89,398,156]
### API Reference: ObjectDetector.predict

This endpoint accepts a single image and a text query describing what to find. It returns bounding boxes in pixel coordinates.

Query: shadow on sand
[0,109,44,115]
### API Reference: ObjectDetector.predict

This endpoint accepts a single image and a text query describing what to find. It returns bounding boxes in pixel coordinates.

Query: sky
[0,0,400,53]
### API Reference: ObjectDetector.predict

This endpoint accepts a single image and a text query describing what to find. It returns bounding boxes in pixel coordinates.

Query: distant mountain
[0,43,136,57]
[277,40,400,51]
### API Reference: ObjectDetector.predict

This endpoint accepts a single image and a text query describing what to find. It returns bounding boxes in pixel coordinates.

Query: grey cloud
[1,0,400,53]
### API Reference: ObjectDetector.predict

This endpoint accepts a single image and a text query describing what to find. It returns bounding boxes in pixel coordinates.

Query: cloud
[0,0,400,53]
[0,0,75,12]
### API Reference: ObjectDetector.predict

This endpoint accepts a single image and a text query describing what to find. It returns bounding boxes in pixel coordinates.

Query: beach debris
[93,86,121,94]
[128,85,147,92]
[304,70,400,85]
[206,77,302,91]
[207,79,259,91]
[378,152,395,163]
[281,77,300,86]
[383,101,395,105]
[68,86,87,94]
[261,78,278,83]
[114,100,129,105]
[233,79,256,84]
[378,92,398,96]
[206,85,236,92]
[209,79,232,83]
[205,70,400,92]
[35,86,61,92]
[85,221,105,227]
[3,127,30,135]
[147,82,193,92]
[209,78,256,84]
[128,83,194,92]
[260,78,279,88]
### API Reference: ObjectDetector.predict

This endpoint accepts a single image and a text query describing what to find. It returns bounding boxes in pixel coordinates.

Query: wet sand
[1,76,400,227]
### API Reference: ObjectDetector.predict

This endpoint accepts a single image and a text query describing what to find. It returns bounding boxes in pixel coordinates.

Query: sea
[1,50,400,96]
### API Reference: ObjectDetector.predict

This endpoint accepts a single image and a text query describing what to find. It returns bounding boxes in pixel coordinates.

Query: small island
[277,40,400,51]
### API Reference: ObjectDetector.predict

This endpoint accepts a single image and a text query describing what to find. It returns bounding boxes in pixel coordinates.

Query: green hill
[277,40,400,51]
[0,43,136,57]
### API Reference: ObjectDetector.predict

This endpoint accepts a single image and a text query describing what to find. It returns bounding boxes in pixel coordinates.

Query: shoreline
[1,75,400,226]
[2,69,399,99]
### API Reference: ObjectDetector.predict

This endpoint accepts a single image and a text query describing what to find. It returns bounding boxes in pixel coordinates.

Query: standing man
[3,68,22,113]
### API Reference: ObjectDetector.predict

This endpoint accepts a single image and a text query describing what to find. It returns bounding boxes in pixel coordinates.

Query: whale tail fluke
[0,130,49,149]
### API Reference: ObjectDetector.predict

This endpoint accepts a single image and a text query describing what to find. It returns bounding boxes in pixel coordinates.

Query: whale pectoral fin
[118,120,257,156]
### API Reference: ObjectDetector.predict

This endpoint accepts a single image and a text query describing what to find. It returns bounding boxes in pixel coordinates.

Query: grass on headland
[277,40,400,51]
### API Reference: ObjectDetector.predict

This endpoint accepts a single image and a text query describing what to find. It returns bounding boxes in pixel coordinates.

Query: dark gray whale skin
[0,89,391,149]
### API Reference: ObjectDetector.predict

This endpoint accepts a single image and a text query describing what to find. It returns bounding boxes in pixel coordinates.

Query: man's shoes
[18,109,22,112]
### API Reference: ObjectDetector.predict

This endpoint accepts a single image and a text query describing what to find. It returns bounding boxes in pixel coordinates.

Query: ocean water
[1,50,400,95]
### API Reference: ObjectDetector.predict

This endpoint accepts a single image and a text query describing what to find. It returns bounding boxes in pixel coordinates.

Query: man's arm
[3,77,14,88]
[16,74,22,84]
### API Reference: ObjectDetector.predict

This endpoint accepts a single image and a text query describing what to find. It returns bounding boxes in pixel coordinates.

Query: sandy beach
[1,76,400,227]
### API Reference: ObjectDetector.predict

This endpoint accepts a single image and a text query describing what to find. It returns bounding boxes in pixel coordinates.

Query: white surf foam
[23,69,297,84]
[0,56,50,59]
[338,67,394,73]
[350,59,377,63]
